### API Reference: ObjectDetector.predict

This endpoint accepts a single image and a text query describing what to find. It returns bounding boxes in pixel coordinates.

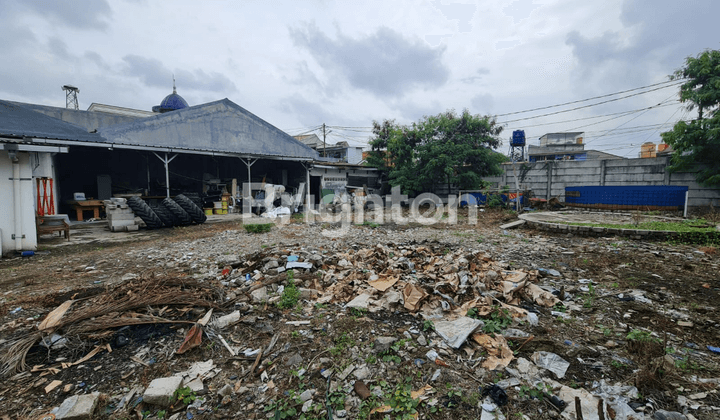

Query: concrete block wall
[482,157,720,209]
[104,198,140,232]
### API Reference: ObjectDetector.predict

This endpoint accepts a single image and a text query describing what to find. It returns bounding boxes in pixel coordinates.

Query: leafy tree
[367,109,505,195]
[661,49,720,186]
[365,120,399,193]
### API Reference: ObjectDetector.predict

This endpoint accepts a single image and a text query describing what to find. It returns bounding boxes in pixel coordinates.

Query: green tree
[661,49,720,186]
[367,109,505,195]
[365,120,399,194]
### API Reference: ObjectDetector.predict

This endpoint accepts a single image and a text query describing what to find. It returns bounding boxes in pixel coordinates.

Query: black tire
[150,204,174,228]
[162,197,193,225]
[174,194,208,224]
[127,196,163,229]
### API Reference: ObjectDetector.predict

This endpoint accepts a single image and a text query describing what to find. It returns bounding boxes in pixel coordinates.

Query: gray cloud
[122,55,171,88]
[122,55,237,93]
[471,93,495,115]
[83,51,111,71]
[461,68,490,84]
[277,94,345,126]
[47,37,72,61]
[289,22,449,98]
[21,0,112,30]
[175,69,237,93]
[283,61,338,98]
[566,0,720,90]
[391,99,444,123]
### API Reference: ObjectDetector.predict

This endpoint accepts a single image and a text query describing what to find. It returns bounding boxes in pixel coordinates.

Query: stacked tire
[127,195,207,229]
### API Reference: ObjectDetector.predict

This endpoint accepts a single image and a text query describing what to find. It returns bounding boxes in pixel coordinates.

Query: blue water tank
[511,130,526,147]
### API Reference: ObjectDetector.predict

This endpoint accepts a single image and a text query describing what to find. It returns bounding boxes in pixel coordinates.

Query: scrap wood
[32,365,61,375]
[130,356,149,367]
[515,335,535,352]
[38,300,74,331]
[60,345,106,369]
[248,350,262,377]
[44,380,62,394]
[263,333,280,356]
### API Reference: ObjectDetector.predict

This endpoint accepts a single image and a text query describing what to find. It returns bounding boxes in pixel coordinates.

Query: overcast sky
[0,0,717,158]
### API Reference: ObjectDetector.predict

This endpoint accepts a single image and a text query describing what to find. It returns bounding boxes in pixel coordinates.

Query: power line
[497,82,683,125]
[493,79,682,118]
[513,101,679,133]
[576,93,679,144]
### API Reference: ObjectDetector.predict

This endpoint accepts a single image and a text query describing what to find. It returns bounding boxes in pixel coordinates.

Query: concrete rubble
[0,210,719,419]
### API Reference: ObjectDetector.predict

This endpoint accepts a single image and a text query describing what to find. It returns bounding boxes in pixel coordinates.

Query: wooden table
[69,200,104,221]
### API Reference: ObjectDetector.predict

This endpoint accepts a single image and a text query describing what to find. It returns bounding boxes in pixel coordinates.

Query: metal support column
[302,162,313,222]
[153,152,178,198]
[239,157,258,190]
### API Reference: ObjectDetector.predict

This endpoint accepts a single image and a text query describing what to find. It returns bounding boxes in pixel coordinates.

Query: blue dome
[153,83,189,113]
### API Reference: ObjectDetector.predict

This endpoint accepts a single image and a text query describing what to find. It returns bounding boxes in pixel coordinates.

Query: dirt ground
[0,209,719,420]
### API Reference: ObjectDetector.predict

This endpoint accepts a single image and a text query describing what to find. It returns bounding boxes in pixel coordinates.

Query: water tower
[508,130,526,162]
[62,85,79,110]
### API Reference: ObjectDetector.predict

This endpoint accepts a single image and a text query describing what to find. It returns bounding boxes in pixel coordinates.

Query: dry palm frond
[66,314,194,335]
[1,276,223,377]
[0,332,43,377]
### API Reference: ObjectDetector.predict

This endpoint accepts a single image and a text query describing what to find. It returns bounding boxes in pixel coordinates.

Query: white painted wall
[311,167,347,190]
[0,151,37,255]
[347,147,364,164]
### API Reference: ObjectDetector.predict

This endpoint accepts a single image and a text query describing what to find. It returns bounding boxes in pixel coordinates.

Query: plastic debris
[433,316,483,349]
[531,351,570,379]
[481,385,508,406]
[707,345,720,354]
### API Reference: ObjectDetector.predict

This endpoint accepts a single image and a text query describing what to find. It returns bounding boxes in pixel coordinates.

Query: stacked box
[104,198,140,232]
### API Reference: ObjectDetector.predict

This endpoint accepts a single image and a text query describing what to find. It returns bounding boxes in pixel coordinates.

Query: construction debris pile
[1,228,719,419]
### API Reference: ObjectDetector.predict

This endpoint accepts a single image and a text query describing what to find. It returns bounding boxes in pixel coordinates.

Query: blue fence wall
[564,185,688,208]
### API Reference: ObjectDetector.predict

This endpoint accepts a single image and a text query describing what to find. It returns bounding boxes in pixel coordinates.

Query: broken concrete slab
[346,293,373,309]
[374,336,398,354]
[286,261,313,270]
[433,316,483,349]
[143,376,184,407]
[212,310,240,329]
[54,392,100,420]
[353,365,371,380]
[250,287,268,303]
[499,220,526,230]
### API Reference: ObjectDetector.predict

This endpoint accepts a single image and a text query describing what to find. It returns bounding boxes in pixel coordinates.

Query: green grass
[566,219,716,233]
[244,223,273,233]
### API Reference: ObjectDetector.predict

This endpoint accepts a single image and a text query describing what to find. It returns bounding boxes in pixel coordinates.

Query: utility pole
[322,123,326,158]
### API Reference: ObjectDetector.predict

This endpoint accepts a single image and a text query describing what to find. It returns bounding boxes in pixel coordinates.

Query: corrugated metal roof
[0,100,102,142]
[98,99,318,160]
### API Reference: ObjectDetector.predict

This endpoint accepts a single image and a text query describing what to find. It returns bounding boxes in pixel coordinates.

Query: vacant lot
[0,209,718,420]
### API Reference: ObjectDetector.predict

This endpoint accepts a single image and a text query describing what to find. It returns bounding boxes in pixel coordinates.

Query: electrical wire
[493,79,682,118]
[497,82,683,125]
